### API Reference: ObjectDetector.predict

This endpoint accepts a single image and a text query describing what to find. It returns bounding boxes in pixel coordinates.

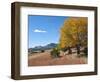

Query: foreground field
[28,50,87,66]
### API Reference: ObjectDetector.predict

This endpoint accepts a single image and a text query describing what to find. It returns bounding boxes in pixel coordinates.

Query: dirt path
[28,51,87,66]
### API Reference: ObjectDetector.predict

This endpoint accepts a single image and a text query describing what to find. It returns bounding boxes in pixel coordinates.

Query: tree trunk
[68,47,72,54]
[76,44,80,55]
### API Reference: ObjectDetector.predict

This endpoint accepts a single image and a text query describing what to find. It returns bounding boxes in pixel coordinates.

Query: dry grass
[28,50,87,66]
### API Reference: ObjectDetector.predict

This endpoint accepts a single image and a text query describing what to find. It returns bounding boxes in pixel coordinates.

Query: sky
[28,15,68,48]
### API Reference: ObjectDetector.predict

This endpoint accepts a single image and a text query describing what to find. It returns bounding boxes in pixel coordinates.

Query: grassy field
[28,49,87,66]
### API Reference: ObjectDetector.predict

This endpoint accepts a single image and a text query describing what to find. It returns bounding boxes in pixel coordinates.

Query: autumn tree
[59,17,87,54]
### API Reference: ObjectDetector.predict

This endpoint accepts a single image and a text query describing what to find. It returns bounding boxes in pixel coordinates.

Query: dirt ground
[28,50,87,66]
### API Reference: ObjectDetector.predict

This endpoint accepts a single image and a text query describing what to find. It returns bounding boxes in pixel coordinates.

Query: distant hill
[28,43,57,54]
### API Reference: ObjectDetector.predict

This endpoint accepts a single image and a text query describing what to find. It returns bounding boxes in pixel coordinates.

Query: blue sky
[28,15,67,48]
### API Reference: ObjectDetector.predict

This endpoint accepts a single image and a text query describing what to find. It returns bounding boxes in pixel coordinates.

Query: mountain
[44,43,57,49]
[28,43,57,53]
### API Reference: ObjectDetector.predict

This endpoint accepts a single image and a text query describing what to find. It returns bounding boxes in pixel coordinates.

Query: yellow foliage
[59,17,87,49]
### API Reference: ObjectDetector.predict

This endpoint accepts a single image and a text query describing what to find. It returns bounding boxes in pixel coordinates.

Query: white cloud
[33,29,47,33]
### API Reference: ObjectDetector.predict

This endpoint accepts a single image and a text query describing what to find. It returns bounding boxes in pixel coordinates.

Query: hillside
[28,43,57,54]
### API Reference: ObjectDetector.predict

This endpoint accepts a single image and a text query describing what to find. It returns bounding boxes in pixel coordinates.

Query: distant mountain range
[28,43,57,53]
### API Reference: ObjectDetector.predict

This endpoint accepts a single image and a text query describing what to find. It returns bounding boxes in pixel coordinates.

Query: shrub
[50,48,60,58]
[41,50,45,53]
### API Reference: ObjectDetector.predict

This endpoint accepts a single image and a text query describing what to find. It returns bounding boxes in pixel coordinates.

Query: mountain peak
[28,43,58,52]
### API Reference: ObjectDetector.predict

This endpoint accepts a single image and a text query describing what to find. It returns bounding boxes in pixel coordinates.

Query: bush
[41,50,45,53]
[50,48,60,58]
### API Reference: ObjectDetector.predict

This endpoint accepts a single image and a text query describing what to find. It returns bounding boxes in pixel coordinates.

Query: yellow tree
[59,17,87,49]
